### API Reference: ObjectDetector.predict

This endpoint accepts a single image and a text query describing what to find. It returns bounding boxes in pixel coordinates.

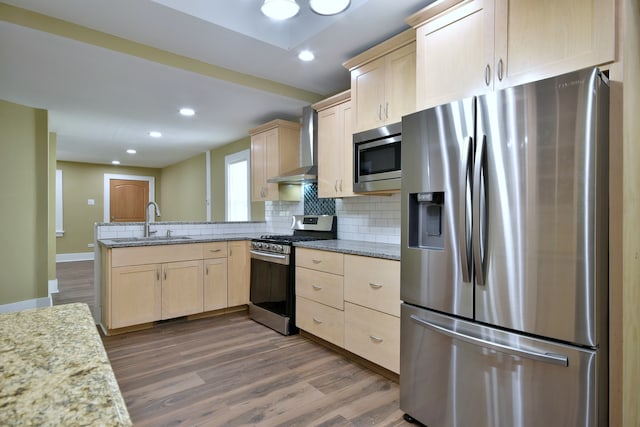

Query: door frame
[104,174,156,222]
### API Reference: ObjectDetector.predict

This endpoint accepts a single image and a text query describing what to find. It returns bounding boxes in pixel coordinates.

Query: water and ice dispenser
[408,191,445,250]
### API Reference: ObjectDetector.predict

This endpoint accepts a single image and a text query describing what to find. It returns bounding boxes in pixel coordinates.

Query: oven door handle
[250,250,290,265]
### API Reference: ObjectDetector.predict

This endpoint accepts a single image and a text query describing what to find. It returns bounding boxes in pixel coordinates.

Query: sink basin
[108,235,193,243]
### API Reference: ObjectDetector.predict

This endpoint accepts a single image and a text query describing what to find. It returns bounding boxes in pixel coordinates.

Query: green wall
[0,100,49,305]
[210,137,265,221]
[48,132,57,281]
[56,161,162,254]
[160,153,206,221]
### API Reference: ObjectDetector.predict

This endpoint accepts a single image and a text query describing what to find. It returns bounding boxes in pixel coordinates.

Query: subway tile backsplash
[335,193,401,244]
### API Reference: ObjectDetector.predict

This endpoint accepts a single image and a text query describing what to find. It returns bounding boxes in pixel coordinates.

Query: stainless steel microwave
[353,122,402,193]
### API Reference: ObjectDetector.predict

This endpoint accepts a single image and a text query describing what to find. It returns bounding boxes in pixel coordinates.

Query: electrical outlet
[88,199,95,205]
[88,243,95,248]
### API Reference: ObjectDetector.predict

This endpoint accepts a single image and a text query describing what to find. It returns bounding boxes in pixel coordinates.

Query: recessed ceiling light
[126,149,137,154]
[261,0,299,20]
[309,0,350,15]
[179,107,195,116]
[298,50,315,61]
[149,131,162,138]
[112,160,121,165]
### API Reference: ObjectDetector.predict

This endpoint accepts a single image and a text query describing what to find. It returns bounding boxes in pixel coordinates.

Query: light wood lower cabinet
[103,240,252,332]
[228,240,250,306]
[111,263,161,329]
[295,248,401,374]
[161,260,203,319]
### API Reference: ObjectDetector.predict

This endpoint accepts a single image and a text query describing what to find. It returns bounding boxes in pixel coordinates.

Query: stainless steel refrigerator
[400,67,609,427]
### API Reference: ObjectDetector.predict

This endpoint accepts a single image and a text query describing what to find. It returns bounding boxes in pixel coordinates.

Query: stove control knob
[253,242,261,249]
[273,244,283,253]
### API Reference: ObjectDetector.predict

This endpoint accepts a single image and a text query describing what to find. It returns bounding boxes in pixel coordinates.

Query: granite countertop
[294,239,400,260]
[0,303,132,426]
[98,233,264,248]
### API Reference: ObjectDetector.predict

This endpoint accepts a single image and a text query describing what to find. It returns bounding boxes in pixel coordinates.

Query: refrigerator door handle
[472,134,486,286]
[409,314,569,367]
[459,136,473,283]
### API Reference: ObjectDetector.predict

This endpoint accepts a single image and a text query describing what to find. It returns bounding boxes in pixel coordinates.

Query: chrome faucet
[144,201,161,237]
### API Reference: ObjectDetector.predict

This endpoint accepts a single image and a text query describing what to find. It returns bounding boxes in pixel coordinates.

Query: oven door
[249,249,296,334]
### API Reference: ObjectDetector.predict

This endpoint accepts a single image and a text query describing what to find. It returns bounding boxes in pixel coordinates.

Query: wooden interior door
[110,179,149,222]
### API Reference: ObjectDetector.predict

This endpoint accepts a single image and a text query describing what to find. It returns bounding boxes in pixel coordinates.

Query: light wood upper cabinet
[344,30,416,133]
[408,0,615,110]
[250,120,301,202]
[228,240,250,307]
[314,90,355,199]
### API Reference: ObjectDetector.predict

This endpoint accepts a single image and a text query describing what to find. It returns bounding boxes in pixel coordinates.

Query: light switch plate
[88,199,95,205]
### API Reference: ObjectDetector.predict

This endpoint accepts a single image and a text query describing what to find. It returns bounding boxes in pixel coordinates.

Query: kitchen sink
[107,235,193,242]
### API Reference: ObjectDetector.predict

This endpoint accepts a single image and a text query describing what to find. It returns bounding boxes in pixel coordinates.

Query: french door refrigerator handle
[409,315,569,367]
[472,134,486,286]
[459,137,473,283]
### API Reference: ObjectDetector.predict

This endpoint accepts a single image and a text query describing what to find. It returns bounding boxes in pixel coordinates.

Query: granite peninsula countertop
[0,303,131,426]
[98,233,264,249]
[294,239,400,260]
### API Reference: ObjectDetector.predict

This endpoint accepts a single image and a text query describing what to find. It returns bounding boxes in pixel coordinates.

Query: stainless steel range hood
[267,105,317,184]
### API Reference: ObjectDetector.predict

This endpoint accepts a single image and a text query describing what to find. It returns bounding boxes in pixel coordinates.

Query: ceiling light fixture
[179,107,195,116]
[298,50,315,61]
[309,0,350,15]
[261,0,300,20]
[126,149,137,154]
[111,160,120,165]
[149,131,162,138]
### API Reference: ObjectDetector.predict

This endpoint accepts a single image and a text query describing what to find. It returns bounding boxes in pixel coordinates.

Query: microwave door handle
[459,137,473,283]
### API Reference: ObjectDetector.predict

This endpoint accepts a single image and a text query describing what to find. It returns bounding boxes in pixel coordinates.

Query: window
[225,149,251,221]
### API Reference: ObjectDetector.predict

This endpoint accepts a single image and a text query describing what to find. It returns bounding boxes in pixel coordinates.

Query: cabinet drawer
[345,302,400,373]
[344,255,400,317]
[296,296,344,347]
[296,267,344,309]
[203,241,228,259]
[296,248,343,275]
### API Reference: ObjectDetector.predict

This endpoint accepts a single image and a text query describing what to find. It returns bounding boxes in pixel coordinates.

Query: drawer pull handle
[369,283,383,289]
[369,335,384,343]
[313,317,323,324]
[312,259,322,264]
[312,284,323,290]
[209,249,221,253]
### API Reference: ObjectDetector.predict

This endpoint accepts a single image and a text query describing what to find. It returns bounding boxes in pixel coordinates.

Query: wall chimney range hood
[267,105,318,184]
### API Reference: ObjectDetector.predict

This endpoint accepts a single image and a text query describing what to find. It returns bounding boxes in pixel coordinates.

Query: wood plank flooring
[55,261,412,426]
[53,260,95,313]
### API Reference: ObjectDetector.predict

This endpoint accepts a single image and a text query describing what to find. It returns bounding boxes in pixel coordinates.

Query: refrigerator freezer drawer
[400,304,607,427]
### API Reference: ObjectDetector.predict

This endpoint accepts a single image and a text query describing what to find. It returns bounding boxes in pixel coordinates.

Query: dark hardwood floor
[55,261,411,427]
[53,260,95,313]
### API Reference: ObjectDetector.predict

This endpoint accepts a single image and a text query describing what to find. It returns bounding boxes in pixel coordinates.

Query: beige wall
[160,153,206,221]
[56,161,162,254]
[0,100,49,305]
[210,137,265,222]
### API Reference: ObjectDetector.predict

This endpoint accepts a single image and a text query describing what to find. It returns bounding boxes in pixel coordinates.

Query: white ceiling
[0,0,432,168]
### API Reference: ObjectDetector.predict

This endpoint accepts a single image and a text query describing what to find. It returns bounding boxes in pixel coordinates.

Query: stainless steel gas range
[249,215,337,335]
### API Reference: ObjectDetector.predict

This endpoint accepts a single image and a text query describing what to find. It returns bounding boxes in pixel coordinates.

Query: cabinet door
[263,128,280,201]
[228,240,250,306]
[351,56,386,133]
[250,131,267,202]
[204,258,228,311]
[317,106,341,198]
[111,264,161,329]
[385,42,417,124]
[161,260,204,319]
[416,0,494,110]
[495,0,615,89]
[340,102,354,197]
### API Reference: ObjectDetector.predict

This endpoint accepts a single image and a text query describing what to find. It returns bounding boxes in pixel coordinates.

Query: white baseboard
[48,279,59,295]
[0,297,51,314]
[56,252,95,263]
